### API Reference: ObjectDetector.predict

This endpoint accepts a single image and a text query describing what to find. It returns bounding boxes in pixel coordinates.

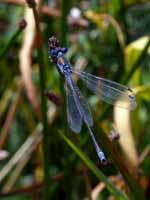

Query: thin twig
[91,175,125,200]
[0,0,25,5]
[85,11,125,51]
[19,5,42,120]
[41,5,60,17]
[0,81,23,149]
[0,103,57,184]
[139,145,150,166]
[99,14,125,50]
[0,0,60,17]
[0,170,86,197]
[0,127,42,183]
[2,132,42,192]
[0,89,13,120]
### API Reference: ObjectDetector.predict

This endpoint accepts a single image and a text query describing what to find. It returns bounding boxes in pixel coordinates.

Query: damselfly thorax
[58,57,65,65]
[57,53,72,76]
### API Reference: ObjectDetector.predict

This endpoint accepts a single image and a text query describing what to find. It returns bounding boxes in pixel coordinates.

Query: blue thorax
[49,47,68,58]
[49,47,71,76]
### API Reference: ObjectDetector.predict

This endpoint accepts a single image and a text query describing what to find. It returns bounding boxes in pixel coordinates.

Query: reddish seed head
[45,91,62,106]
[18,19,27,30]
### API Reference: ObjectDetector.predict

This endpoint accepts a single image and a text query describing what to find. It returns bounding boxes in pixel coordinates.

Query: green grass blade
[0,19,26,59]
[59,131,128,200]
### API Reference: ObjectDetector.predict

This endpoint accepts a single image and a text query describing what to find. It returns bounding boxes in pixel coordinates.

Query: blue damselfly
[48,36,137,164]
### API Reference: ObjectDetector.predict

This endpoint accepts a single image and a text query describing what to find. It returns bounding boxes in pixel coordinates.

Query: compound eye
[61,47,68,53]
[58,51,63,57]
[49,49,57,56]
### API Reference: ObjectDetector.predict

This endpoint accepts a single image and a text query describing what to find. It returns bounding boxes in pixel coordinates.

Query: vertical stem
[30,3,50,199]
[60,0,71,45]
[37,47,50,199]
[60,0,67,45]
[60,0,72,127]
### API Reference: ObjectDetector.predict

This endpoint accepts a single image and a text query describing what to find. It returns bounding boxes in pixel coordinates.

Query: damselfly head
[48,36,60,49]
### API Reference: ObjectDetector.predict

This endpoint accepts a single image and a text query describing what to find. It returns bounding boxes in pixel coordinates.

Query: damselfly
[48,36,137,164]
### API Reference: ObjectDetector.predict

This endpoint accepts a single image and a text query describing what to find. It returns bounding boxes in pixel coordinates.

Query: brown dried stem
[114,107,139,172]
[2,131,42,192]
[0,81,23,149]
[19,4,41,121]
[85,11,125,51]
[0,104,57,185]
[0,0,60,17]
[0,127,42,183]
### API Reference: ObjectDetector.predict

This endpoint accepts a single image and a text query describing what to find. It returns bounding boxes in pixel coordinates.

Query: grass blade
[59,130,128,200]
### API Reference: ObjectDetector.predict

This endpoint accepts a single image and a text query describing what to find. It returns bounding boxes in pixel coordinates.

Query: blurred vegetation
[0,0,150,200]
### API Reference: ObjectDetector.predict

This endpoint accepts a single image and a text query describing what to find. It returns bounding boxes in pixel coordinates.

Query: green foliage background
[0,0,150,199]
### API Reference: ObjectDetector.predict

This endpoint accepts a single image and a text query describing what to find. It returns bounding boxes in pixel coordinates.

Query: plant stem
[60,0,71,45]
[28,2,50,199]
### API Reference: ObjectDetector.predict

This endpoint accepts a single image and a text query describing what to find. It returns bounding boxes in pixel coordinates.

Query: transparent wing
[72,70,137,110]
[66,78,93,127]
[71,83,93,127]
[65,82,82,133]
